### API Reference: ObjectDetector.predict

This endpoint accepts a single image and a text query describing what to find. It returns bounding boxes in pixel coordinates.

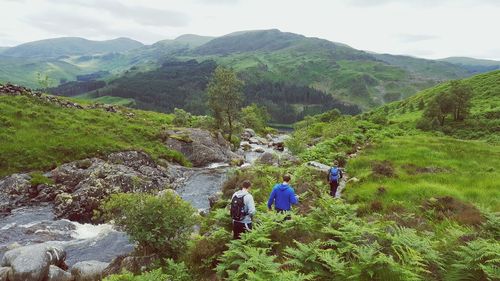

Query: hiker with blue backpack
[230,180,256,239]
[328,160,343,197]
[267,174,298,217]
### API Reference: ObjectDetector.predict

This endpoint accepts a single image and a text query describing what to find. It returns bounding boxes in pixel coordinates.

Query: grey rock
[48,151,174,222]
[165,128,240,167]
[257,152,279,166]
[1,243,66,281]
[254,147,265,153]
[71,261,109,281]
[208,191,223,208]
[0,267,11,281]
[248,137,260,144]
[102,255,157,277]
[306,161,330,174]
[47,265,73,281]
[241,128,256,140]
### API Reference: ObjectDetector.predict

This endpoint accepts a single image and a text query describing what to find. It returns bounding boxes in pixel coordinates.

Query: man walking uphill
[230,180,256,239]
[328,160,343,198]
[267,174,298,214]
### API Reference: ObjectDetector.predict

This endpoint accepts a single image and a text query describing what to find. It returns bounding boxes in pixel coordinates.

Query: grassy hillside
[0,29,488,113]
[0,92,187,177]
[370,70,500,141]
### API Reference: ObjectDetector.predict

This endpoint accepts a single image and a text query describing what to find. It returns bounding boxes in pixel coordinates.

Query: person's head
[333,160,339,167]
[242,180,251,190]
[283,174,291,183]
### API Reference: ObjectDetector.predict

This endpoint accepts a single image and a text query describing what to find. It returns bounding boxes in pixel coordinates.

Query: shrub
[100,192,198,259]
[172,108,192,127]
[29,171,54,187]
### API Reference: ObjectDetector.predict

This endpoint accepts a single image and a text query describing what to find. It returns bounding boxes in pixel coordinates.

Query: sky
[0,0,499,60]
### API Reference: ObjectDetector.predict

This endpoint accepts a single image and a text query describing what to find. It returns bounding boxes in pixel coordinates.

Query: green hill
[1,30,496,116]
[2,37,143,58]
[371,70,500,141]
[0,88,187,177]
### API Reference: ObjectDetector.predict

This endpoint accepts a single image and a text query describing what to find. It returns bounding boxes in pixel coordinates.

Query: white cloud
[0,0,499,60]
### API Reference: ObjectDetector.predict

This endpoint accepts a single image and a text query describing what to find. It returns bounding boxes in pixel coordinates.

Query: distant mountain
[439,57,500,73]
[194,29,306,55]
[373,54,469,80]
[0,47,9,53]
[2,37,144,58]
[2,29,499,117]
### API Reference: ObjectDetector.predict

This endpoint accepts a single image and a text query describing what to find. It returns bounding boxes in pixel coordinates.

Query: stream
[0,133,289,266]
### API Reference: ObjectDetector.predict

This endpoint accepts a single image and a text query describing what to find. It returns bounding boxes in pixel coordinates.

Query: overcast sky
[1,0,499,60]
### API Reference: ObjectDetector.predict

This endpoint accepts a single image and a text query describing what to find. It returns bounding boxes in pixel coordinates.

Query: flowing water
[0,134,288,266]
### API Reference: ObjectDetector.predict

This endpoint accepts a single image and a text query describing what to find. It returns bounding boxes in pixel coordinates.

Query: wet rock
[257,152,279,166]
[165,128,240,167]
[1,244,66,281]
[248,137,260,144]
[241,128,256,140]
[71,261,109,281]
[240,141,251,151]
[208,191,223,208]
[0,267,11,281]
[47,265,73,281]
[254,147,265,153]
[0,174,31,198]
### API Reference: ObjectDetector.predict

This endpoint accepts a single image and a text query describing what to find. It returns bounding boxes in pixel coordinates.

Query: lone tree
[449,80,472,121]
[206,66,244,142]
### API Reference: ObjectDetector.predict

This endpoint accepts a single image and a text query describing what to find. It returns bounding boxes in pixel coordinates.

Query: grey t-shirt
[232,190,256,224]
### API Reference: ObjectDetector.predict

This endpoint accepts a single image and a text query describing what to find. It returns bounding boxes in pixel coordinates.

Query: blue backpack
[329,167,340,182]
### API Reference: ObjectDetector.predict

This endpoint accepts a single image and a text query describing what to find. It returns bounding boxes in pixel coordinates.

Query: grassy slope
[0,94,186,177]
[345,134,500,211]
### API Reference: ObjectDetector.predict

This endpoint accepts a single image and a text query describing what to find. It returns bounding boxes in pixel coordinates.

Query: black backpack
[230,194,246,221]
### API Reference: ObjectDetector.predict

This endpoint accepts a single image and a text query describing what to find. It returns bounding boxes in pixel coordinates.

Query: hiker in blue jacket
[267,174,298,214]
[328,160,343,198]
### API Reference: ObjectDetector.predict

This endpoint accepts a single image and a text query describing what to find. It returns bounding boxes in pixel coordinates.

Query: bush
[103,260,192,281]
[100,192,198,258]
[172,108,192,127]
[29,171,54,187]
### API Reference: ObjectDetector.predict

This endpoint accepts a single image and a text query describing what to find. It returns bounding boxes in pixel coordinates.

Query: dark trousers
[329,180,339,197]
[275,208,291,220]
[233,221,252,239]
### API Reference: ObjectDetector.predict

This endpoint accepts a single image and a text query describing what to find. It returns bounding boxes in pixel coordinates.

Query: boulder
[208,191,223,208]
[71,261,109,281]
[306,161,330,174]
[102,255,158,277]
[50,151,174,222]
[241,128,256,140]
[240,141,251,151]
[254,147,265,153]
[248,137,260,144]
[165,129,240,167]
[47,265,73,281]
[1,244,66,281]
[0,267,11,281]
[0,174,32,210]
[257,152,279,166]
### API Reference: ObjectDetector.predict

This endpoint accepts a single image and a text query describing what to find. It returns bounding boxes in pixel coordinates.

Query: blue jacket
[267,183,298,211]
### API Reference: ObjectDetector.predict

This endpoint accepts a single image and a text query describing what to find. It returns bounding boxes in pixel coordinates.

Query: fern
[445,238,500,281]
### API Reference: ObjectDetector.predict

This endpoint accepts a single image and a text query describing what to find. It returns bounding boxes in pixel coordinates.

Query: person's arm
[290,188,298,205]
[267,188,276,210]
[246,195,256,217]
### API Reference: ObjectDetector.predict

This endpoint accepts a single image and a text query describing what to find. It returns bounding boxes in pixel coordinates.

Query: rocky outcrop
[0,151,177,222]
[51,151,175,222]
[1,244,66,281]
[71,261,108,281]
[257,152,279,166]
[165,129,242,167]
[0,83,133,117]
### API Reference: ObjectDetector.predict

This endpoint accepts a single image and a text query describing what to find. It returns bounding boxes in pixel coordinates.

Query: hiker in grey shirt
[230,180,256,239]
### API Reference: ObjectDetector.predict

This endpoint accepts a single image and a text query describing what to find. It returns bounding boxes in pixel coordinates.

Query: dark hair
[242,180,251,189]
[283,174,291,182]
